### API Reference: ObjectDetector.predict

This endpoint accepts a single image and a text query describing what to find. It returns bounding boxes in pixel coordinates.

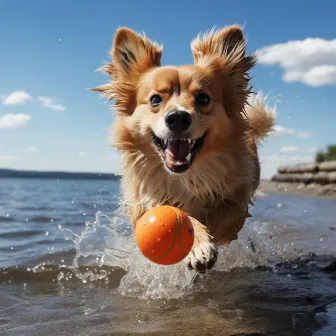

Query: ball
[135,206,194,265]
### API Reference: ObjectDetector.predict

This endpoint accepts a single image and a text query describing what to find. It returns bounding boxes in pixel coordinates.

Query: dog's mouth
[152,131,208,173]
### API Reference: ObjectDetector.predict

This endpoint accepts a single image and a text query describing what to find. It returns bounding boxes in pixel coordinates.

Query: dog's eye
[150,95,162,107]
[195,93,210,106]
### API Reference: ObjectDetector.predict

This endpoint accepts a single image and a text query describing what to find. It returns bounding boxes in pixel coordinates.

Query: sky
[0,1,335,178]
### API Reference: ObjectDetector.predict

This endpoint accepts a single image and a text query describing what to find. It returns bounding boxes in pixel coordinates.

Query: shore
[258,180,336,199]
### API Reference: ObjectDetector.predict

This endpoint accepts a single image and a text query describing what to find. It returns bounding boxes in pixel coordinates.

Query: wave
[6,210,333,301]
[0,216,16,222]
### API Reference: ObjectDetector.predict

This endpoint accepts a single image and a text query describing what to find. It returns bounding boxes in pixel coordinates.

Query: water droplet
[27,268,31,272]
[57,224,62,230]
[45,231,49,236]
[60,259,64,263]
[57,272,64,281]
[64,235,69,241]
[320,235,325,242]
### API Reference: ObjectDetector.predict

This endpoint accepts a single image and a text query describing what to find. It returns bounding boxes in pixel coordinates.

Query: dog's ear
[111,27,163,75]
[191,25,256,71]
[96,27,162,80]
[92,28,162,115]
[191,26,256,118]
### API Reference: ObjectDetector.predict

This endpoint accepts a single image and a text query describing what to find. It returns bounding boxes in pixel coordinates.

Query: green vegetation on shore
[316,145,336,163]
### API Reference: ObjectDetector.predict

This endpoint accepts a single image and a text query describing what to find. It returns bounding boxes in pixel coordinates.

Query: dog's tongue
[165,139,191,167]
[167,139,191,159]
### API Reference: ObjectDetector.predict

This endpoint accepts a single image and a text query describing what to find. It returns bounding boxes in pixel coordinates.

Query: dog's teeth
[188,139,192,144]
[163,139,167,146]
[186,153,191,161]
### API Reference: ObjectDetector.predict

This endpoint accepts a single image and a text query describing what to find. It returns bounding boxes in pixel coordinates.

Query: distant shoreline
[0,168,120,180]
[2,170,335,198]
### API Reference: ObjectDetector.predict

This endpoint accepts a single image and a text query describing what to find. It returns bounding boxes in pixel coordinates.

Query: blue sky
[0,1,335,178]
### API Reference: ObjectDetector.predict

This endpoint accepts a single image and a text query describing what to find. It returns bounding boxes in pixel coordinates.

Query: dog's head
[94,26,256,175]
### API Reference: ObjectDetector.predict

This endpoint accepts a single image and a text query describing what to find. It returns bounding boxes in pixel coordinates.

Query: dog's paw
[186,242,218,273]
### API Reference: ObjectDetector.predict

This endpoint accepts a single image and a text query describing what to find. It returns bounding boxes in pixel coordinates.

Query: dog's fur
[93,25,276,273]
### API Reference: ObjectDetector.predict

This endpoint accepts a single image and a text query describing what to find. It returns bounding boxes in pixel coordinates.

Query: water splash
[57,210,197,299]
[56,209,309,300]
[59,210,131,279]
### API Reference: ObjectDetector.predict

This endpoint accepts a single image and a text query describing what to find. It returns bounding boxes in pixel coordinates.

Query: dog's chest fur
[120,147,255,221]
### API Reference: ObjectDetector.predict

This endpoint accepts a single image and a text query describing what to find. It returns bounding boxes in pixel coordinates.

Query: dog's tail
[244,92,277,142]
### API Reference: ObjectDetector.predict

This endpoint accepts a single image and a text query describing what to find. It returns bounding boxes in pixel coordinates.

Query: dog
[93,25,276,273]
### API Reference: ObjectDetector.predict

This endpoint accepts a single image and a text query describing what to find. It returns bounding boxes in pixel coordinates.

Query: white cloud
[273,125,295,136]
[0,114,31,129]
[2,91,33,105]
[296,131,312,139]
[38,96,65,111]
[26,147,39,152]
[257,38,336,86]
[0,155,17,161]
[307,147,318,152]
[273,125,312,139]
[280,146,301,153]
[283,65,336,87]
[261,155,313,163]
[78,151,88,156]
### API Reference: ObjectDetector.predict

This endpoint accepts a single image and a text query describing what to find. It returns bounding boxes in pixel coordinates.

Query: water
[0,178,335,336]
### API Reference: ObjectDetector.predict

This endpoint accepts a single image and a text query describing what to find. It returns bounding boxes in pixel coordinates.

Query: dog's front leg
[186,200,250,273]
[186,216,218,273]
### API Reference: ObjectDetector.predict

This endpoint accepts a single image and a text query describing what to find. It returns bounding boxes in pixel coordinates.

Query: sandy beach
[258,180,336,199]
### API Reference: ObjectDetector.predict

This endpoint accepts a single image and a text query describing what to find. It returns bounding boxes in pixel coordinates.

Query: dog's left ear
[191,25,256,71]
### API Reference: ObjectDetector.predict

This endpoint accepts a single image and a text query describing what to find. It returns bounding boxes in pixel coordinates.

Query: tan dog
[93,25,276,273]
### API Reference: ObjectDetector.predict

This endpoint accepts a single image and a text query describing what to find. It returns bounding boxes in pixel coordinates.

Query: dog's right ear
[91,28,162,115]
[95,27,162,81]
[111,28,163,75]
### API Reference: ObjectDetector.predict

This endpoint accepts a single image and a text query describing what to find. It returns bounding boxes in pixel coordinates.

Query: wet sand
[258,180,336,199]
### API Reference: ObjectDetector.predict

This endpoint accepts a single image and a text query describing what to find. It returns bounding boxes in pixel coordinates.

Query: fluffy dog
[93,25,276,273]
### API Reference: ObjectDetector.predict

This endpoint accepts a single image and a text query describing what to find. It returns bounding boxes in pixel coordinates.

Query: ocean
[0,178,335,336]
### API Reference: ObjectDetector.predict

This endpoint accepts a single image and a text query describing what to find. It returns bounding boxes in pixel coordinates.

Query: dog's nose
[165,111,192,132]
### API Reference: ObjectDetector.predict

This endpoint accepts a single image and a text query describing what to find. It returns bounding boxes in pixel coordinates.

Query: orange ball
[135,206,194,265]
